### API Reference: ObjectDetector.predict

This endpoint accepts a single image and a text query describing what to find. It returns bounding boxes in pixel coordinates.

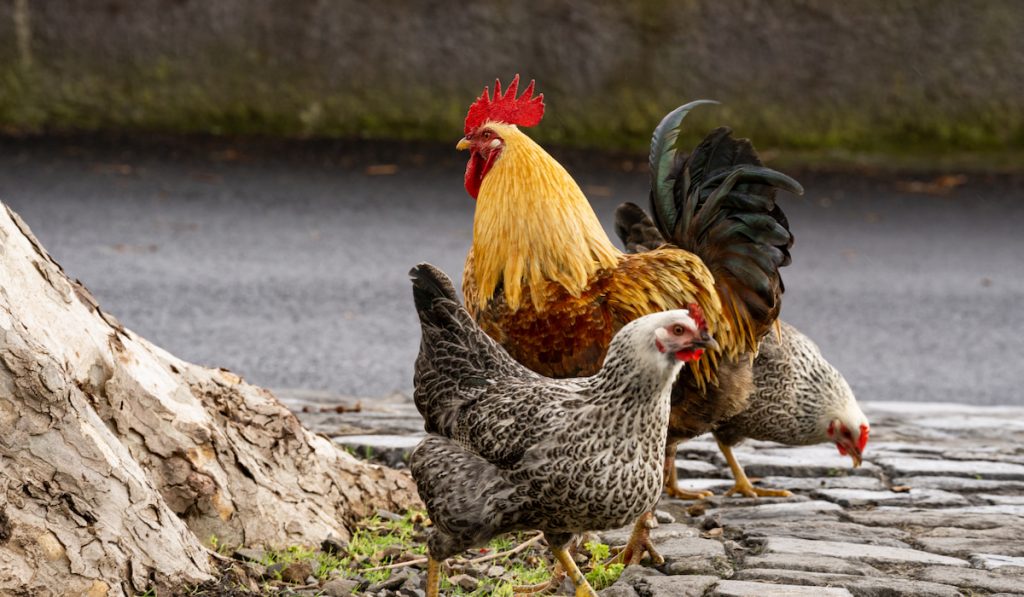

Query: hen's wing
[411,263,571,468]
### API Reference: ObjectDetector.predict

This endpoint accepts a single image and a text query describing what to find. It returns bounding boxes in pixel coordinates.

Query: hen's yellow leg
[426,557,441,597]
[664,452,714,500]
[719,440,792,498]
[552,544,598,597]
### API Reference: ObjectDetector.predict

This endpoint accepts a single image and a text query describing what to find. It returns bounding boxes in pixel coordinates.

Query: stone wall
[1,0,1021,151]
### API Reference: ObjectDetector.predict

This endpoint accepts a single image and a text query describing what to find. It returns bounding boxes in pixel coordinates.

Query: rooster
[617,206,871,496]
[456,76,802,563]
[408,263,715,597]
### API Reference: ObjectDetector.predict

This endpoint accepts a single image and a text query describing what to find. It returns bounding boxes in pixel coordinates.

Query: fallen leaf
[686,503,707,517]
[896,174,967,195]
[584,185,613,197]
[890,485,912,493]
[366,164,399,176]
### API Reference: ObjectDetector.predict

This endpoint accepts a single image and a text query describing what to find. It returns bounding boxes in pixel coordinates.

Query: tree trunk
[0,203,420,596]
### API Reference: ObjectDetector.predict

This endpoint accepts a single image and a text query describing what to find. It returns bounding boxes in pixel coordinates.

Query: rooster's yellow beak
[456,137,471,151]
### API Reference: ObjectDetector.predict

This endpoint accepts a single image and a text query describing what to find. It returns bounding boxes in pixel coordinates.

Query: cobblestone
[283,394,1024,597]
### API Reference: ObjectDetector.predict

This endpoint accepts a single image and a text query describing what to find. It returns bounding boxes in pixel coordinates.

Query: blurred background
[0,0,1021,405]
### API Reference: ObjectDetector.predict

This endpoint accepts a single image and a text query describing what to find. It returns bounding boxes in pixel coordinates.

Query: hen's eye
[482,131,491,139]
[672,325,685,336]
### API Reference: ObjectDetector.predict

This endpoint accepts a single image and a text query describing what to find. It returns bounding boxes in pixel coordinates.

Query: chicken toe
[663,453,714,499]
[611,512,665,566]
[719,440,792,498]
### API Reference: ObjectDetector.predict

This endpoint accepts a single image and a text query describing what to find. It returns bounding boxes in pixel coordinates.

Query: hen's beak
[849,448,863,468]
[692,332,720,352]
[456,137,471,151]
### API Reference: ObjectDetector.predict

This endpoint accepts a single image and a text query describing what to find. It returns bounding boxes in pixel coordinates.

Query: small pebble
[701,513,721,530]
[321,535,349,555]
[654,509,676,524]
[447,573,479,591]
[280,561,313,583]
[231,548,266,563]
[263,562,286,580]
[376,509,405,523]
[320,578,360,597]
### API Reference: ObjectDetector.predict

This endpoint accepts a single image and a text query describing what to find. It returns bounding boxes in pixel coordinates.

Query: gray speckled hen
[714,320,869,496]
[408,263,715,597]
[615,204,870,498]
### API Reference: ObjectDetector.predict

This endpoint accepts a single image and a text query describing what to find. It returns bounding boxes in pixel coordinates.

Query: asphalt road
[1,137,1021,405]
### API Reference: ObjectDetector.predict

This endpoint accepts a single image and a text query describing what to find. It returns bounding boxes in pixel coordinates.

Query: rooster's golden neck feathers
[470,123,619,311]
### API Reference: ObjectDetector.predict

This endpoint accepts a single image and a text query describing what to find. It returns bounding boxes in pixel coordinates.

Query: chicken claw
[610,512,665,566]
[663,454,714,500]
[665,485,715,500]
[719,440,793,498]
[724,482,793,498]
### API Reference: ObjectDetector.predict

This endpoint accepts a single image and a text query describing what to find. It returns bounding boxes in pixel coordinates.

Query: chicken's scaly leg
[663,445,713,500]
[610,511,665,566]
[425,557,441,597]
[552,544,598,597]
[719,440,792,498]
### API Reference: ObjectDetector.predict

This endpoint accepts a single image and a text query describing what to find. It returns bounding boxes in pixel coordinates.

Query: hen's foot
[665,485,714,500]
[724,480,793,498]
[552,545,599,597]
[663,452,714,500]
[717,440,792,499]
[610,512,665,566]
[512,562,564,595]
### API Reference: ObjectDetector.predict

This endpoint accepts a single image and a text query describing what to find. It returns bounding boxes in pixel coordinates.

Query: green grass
[145,511,626,595]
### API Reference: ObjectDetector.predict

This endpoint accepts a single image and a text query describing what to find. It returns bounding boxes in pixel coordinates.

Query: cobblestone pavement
[284,392,1024,596]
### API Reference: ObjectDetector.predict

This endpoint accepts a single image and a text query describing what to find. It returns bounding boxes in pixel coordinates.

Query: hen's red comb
[464,74,545,134]
[686,303,706,331]
[858,423,870,453]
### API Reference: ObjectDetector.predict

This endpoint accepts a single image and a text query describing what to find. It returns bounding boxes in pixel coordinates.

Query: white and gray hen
[407,263,715,597]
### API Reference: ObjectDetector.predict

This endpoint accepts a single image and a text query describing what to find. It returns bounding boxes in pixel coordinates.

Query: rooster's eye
[482,131,491,139]
[672,325,685,336]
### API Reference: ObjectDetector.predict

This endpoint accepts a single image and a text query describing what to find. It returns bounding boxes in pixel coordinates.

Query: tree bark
[0,203,419,596]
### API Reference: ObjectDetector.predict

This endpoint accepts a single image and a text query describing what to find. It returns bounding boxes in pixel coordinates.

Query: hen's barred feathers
[714,320,863,448]
[409,263,698,561]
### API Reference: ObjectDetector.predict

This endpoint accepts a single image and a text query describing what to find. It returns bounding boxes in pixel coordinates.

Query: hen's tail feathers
[614,202,665,253]
[409,263,523,432]
[648,102,804,346]
[411,262,460,315]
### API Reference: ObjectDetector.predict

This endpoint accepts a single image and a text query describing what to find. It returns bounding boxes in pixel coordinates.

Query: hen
[456,76,802,562]
[408,263,715,597]
[616,206,870,496]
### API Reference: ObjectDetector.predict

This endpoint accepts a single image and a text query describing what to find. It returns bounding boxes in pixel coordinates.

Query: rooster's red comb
[464,74,545,134]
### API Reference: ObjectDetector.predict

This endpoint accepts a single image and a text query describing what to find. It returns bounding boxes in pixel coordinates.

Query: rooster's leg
[610,511,665,566]
[551,544,598,597]
[425,557,441,597]
[511,560,565,595]
[719,440,792,498]
[663,443,714,500]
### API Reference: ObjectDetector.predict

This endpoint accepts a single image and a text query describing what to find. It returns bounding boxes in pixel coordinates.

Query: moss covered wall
[0,0,1021,152]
